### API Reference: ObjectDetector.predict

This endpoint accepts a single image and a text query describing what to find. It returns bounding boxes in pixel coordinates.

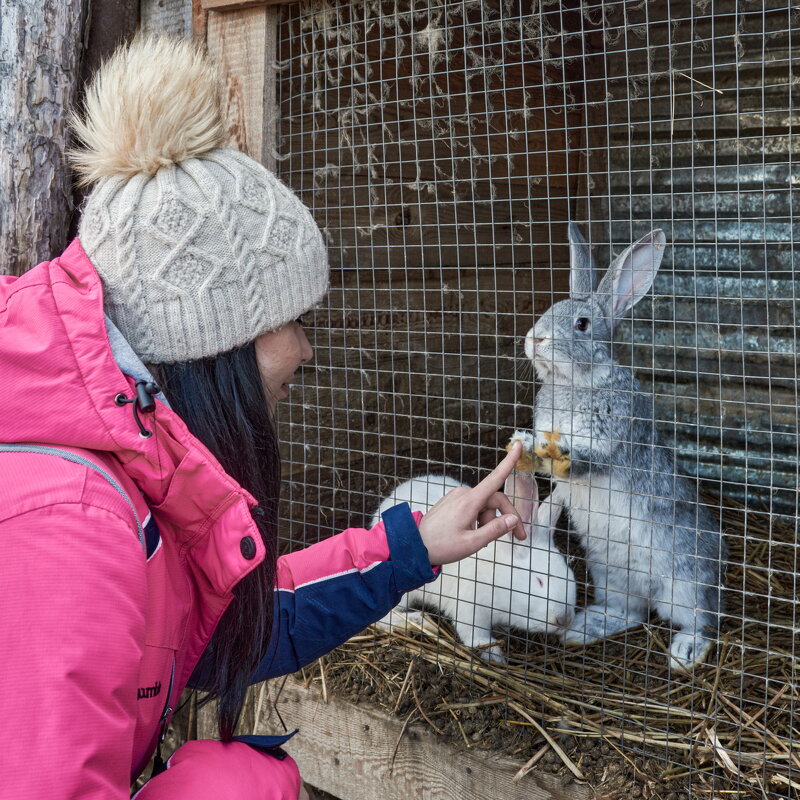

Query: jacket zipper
[158,655,176,743]
[149,655,177,777]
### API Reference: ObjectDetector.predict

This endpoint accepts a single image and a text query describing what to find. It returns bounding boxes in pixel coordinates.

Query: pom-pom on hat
[70,36,329,364]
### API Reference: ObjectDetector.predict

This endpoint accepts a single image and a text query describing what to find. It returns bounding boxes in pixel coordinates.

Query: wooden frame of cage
[196,676,589,800]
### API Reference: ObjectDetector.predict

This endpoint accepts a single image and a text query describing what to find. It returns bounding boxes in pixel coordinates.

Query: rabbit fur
[511,224,726,671]
[372,472,576,663]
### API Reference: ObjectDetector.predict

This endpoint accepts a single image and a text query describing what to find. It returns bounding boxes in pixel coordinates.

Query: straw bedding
[299,500,799,799]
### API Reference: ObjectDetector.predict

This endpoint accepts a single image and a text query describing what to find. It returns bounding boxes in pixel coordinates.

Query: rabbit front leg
[563,602,649,645]
[375,589,440,638]
[506,430,536,473]
[376,607,440,638]
[534,434,602,480]
[506,429,573,478]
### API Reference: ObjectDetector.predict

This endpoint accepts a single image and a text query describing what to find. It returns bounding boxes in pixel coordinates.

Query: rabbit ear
[596,229,666,324]
[503,471,538,526]
[568,223,597,297]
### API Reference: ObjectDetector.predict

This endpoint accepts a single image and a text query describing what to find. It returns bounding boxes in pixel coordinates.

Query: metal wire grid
[274,1,799,796]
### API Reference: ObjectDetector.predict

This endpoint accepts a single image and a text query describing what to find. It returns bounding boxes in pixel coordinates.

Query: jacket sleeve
[133,740,301,800]
[252,503,437,682]
[0,501,147,799]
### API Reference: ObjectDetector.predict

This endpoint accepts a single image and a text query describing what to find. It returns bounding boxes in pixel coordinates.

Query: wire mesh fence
[274,1,799,796]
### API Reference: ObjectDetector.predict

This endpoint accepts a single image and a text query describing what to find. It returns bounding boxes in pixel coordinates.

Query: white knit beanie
[70,36,329,364]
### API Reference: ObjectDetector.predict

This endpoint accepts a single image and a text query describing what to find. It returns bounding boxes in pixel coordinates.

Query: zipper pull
[151,704,174,778]
[152,656,176,778]
[159,705,173,742]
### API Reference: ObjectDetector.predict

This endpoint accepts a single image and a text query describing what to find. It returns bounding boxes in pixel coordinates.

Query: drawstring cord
[115,381,161,438]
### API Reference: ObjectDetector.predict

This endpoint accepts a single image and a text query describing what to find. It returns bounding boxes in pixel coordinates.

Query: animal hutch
[159,0,800,797]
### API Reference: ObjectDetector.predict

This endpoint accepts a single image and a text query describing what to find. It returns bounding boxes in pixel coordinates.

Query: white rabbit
[372,472,576,663]
[511,224,726,671]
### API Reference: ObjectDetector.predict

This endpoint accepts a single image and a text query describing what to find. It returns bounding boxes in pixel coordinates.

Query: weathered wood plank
[198,679,590,800]
[202,0,291,9]
[206,5,278,169]
[69,0,141,241]
[0,0,87,275]
[140,0,192,38]
[191,0,208,41]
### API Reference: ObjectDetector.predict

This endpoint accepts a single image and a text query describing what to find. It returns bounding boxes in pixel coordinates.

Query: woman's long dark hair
[149,341,280,740]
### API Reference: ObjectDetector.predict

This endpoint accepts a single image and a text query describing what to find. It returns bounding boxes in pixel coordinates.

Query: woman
[0,37,524,799]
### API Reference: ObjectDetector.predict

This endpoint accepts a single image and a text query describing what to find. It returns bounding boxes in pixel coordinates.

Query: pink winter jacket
[0,241,435,799]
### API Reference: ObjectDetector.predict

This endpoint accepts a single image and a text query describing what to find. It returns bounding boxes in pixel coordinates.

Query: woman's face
[254,321,313,410]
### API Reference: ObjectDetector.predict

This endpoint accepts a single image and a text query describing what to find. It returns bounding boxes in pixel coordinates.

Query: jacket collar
[0,240,264,588]
[104,314,170,408]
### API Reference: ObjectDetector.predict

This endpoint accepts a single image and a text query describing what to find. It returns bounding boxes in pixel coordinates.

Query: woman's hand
[417,442,525,566]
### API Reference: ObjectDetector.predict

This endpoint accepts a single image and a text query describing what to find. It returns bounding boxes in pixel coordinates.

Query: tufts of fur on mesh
[69,36,225,187]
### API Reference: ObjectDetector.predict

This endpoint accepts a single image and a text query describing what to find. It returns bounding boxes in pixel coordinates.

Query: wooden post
[205,4,278,170]
[80,0,140,85]
[192,0,209,42]
[0,0,88,276]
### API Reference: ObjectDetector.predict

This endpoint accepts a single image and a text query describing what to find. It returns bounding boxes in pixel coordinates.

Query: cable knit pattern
[111,175,156,359]
[181,157,270,350]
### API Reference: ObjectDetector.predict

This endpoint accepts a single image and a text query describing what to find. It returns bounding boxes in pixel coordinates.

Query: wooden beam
[68,0,141,241]
[192,0,208,42]
[201,0,293,10]
[199,679,590,800]
[80,0,139,84]
[206,5,278,170]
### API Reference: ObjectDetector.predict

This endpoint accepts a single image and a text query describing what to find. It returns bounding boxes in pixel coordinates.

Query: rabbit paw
[458,625,507,663]
[534,430,571,479]
[562,604,646,646]
[506,430,535,472]
[669,632,713,672]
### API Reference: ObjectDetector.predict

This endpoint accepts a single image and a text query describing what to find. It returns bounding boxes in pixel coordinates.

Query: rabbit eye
[574,317,590,332]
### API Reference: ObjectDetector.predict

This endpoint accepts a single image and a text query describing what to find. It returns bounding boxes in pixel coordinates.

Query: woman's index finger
[469,441,522,505]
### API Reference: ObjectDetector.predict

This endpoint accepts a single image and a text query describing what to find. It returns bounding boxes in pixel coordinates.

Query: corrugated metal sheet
[580,4,799,514]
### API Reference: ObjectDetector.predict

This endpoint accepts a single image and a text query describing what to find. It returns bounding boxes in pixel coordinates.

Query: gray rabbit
[510,224,726,671]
